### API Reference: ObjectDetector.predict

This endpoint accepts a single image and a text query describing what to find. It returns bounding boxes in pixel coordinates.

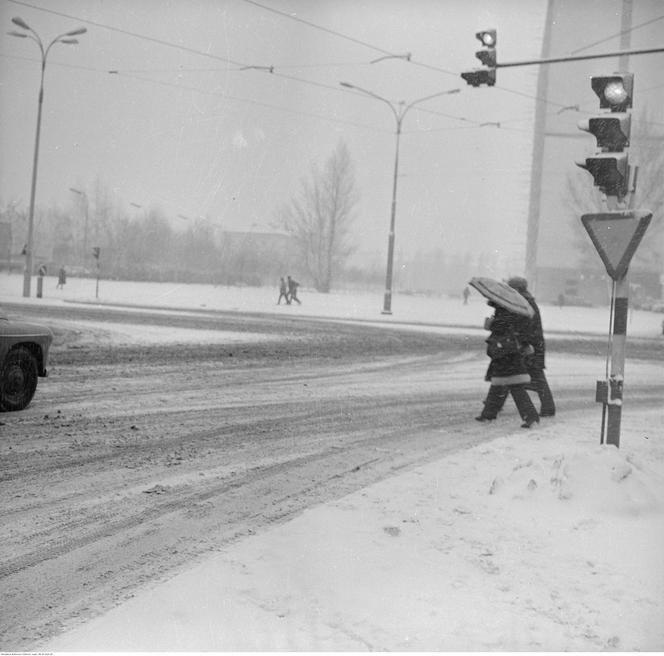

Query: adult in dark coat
[287,275,301,305]
[507,277,555,416]
[481,277,555,419]
[476,302,539,428]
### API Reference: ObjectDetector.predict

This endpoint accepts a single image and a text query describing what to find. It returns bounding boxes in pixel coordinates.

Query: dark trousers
[529,368,555,416]
[482,369,555,419]
[480,384,538,423]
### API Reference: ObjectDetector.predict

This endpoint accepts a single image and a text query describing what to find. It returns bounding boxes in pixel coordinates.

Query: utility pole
[619,0,633,71]
[524,0,554,293]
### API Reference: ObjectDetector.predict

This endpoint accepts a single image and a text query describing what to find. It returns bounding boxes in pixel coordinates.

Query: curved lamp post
[340,82,460,314]
[8,17,87,297]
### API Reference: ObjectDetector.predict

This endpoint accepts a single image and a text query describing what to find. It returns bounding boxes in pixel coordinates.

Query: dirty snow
[1,274,663,651]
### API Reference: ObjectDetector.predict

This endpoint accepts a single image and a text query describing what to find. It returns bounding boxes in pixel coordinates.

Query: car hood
[0,318,53,340]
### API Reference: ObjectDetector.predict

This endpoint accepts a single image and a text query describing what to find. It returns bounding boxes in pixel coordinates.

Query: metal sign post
[581,210,652,447]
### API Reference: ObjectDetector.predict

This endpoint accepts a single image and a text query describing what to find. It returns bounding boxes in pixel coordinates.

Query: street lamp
[69,187,89,263]
[8,16,87,297]
[340,82,460,314]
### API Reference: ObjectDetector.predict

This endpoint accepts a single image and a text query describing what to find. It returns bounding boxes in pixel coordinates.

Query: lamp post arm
[400,88,461,121]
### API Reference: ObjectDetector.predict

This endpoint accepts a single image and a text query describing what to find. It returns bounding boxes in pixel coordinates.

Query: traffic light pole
[604,276,628,447]
[495,45,664,69]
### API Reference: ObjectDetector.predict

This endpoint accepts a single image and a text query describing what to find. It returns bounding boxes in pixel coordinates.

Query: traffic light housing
[577,73,633,198]
[461,68,496,87]
[461,28,497,87]
[577,153,629,198]
[92,246,100,259]
[578,114,631,151]
[591,74,633,112]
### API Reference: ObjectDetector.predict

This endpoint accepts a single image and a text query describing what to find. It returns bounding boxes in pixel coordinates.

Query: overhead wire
[7,0,663,137]
[108,71,394,135]
[6,0,483,129]
[241,0,586,113]
[571,13,664,54]
[7,0,473,122]
[241,0,396,58]
[0,50,391,133]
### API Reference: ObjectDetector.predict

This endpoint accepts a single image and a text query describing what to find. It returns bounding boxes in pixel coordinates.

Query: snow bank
[44,409,664,652]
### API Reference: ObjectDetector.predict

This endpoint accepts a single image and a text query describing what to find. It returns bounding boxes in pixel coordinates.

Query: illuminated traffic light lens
[481,33,495,46]
[603,81,628,107]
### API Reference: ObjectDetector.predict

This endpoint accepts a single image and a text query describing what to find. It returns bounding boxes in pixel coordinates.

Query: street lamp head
[11,16,31,30]
[59,38,79,44]
[65,27,87,36]
[8,30,28,38]
[339,81,355,89]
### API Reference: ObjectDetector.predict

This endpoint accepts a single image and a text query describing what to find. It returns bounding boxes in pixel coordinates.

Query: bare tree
[276,140,359,292]
[565,109,664,270]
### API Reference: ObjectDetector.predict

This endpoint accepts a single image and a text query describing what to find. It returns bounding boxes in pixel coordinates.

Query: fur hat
[507,276,528,291]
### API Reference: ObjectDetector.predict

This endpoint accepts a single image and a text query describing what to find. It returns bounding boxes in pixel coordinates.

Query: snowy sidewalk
[43,408,664,652]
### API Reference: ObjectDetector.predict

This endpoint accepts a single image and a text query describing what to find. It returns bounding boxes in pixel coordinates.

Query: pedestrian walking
[507,276,555,417]
[475,301,539,428]
[477,277,555,422]
[56,266,67,290]
[277,277,290,305]
[287,275,301,305]
[463,286,470,305]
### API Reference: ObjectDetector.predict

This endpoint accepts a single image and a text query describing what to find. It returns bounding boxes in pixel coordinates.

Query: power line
[2,50,471,134]
[108,70,394,134]
[242,0,395,57]
[5,0,418,112]
[7,0,248,66]
[9,0,656,138]
[5,0,484,129]
[571,13,664,54]
[241,0,590,114]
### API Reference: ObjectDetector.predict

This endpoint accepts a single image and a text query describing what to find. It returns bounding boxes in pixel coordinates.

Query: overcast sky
[2,0,654,272]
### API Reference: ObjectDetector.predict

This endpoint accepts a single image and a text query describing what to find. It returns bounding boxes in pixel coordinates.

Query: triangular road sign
[581,210,652,280]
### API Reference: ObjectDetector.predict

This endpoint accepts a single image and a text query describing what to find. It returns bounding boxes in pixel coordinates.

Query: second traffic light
[577,73,633,198]
[461,29,496,87]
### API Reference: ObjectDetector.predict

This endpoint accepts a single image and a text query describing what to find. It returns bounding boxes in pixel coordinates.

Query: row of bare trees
[1,140,361,291]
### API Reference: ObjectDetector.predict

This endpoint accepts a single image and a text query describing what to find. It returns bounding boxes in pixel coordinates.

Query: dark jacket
[520,289,546,370]
[484,306,531,386]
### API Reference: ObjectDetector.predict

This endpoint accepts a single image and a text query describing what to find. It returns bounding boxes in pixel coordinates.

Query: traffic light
[92,246,100,259]
[579,114,631,151]
[591,74,633,111]
[461,29,497,87]
[577,73,633,198]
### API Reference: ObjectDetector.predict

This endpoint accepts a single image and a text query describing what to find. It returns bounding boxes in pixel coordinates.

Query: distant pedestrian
[56,266,67,289]
[38,264,47,277]
[463,286,470,305]
[277,277,290,305]
[557,293,565,308]
[287,276,301,305]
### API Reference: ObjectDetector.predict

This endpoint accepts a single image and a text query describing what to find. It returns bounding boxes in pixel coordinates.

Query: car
[0,311,53,411]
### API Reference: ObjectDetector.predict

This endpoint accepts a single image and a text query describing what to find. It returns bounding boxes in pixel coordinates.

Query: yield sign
[581,210,652,280]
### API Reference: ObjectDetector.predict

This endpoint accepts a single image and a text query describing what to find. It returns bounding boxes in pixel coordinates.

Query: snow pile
[44,410,664,652]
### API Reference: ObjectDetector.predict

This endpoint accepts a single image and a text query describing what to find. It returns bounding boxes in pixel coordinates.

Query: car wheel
[0,346,39,412]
